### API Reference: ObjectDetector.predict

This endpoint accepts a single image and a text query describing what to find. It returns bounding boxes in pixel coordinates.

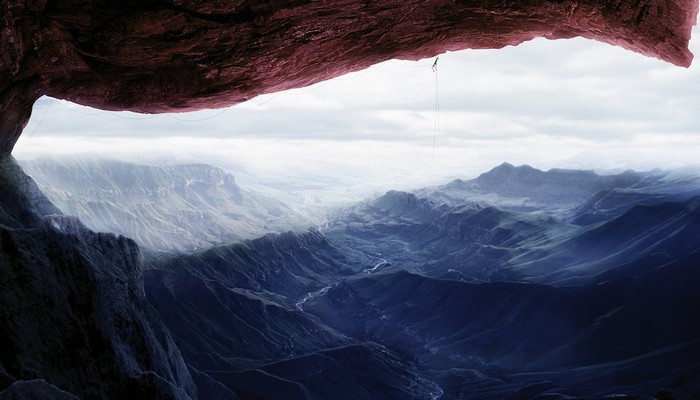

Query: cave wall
[1,0,698,153]
[0,155,197,399]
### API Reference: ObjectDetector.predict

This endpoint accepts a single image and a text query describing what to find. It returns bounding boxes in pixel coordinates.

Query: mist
[13,27,700,204]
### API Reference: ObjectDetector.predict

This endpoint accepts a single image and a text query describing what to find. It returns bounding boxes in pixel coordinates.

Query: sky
[13,26,700,194]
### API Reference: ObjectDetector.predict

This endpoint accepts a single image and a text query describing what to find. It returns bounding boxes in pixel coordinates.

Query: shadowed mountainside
[143,166,700,399]
[144,232,440,399]
[333,183,700,287]
[3,159,700,398]
[305,262,700,398]
[0,156,197,399]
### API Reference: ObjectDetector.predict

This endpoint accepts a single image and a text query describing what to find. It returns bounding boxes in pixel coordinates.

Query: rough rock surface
[0,156,196,399]
[0,380,80,400]
[1,0,698,153]
[21,158,310,253]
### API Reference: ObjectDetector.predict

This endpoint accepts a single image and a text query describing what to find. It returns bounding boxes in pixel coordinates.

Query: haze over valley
[6,156,700,398]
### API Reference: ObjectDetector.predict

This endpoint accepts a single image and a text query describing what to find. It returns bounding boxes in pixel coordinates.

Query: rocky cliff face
[0,156,196,399]
[21,158,309,253]
[1,0,698,153]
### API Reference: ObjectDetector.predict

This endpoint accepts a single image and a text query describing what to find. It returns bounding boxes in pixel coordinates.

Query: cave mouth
[2,2,700,399]
[1,0,699,155]
[13,28,700,188]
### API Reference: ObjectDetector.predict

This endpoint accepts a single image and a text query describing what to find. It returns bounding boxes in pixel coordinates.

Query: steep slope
[144,230,440,399]
[22,157,310,253]
[305,255,700,398]
[570,169,700,224]
[145,267,352,371]
[510,196,700,285]
[146,230,360,371]
[328,189,578,280]
[156,230,362,301]
[0,156,195,399]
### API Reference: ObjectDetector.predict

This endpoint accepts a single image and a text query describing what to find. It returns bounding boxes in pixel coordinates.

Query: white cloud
[14,26,700,188]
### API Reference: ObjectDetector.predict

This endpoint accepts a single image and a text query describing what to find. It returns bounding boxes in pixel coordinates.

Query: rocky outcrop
[1,0,698,153]
[0,156,196,399]
[21,158,309,253]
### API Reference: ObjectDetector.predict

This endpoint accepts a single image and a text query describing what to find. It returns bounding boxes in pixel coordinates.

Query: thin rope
[26,98,54,138]
[235,91,284,109]
[54,99,105,115]
[432,56,440,158]
[55,100,160,120]
[333,63,386,80]
[109,112,160,120]
[166,108,231,122]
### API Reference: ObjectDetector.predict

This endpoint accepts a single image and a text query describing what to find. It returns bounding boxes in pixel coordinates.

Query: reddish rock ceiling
[1,0,698,153]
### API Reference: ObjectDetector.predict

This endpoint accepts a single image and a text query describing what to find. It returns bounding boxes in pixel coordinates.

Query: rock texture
[1,0,698,153]
[21,157,310,253]
[0,156,196,399]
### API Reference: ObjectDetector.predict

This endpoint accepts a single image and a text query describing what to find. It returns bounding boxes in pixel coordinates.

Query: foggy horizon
[12,26,700,196]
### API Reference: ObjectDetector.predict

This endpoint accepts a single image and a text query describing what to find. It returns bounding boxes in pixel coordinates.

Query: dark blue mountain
[0,156,195,399]
[570,169,700,224]
[511,196,700,285]
[328,189,575,280]
[304,250,700,398]
[144,231,357,371]
[143,230,440,399]
[5,158,700,399]
[144,185,700,399]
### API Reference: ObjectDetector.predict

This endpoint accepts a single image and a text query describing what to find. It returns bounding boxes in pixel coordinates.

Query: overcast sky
[13,26,700,190]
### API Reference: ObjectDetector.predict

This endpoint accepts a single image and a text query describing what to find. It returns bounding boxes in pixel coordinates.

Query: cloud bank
[15,27,700,187]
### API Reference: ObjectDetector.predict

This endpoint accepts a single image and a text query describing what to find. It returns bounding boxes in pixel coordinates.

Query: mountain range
[21,157,313,253]
[2,159,700,399]
[142,162,700,399]
[418,162,700,222]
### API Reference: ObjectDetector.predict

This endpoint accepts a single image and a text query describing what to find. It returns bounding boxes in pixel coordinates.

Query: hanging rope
[54,99,105,115]
[26,98,54,138]
[432,56,440,158]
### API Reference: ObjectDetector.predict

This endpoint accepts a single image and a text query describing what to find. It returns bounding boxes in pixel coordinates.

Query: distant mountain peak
[496,162,516,169]
[491,162,537,173]
[476,162,540,181]
[414,163,657,218]
[383,189,418,201]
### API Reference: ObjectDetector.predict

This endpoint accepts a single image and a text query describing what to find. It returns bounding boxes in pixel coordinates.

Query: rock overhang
[1,0,698,154]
